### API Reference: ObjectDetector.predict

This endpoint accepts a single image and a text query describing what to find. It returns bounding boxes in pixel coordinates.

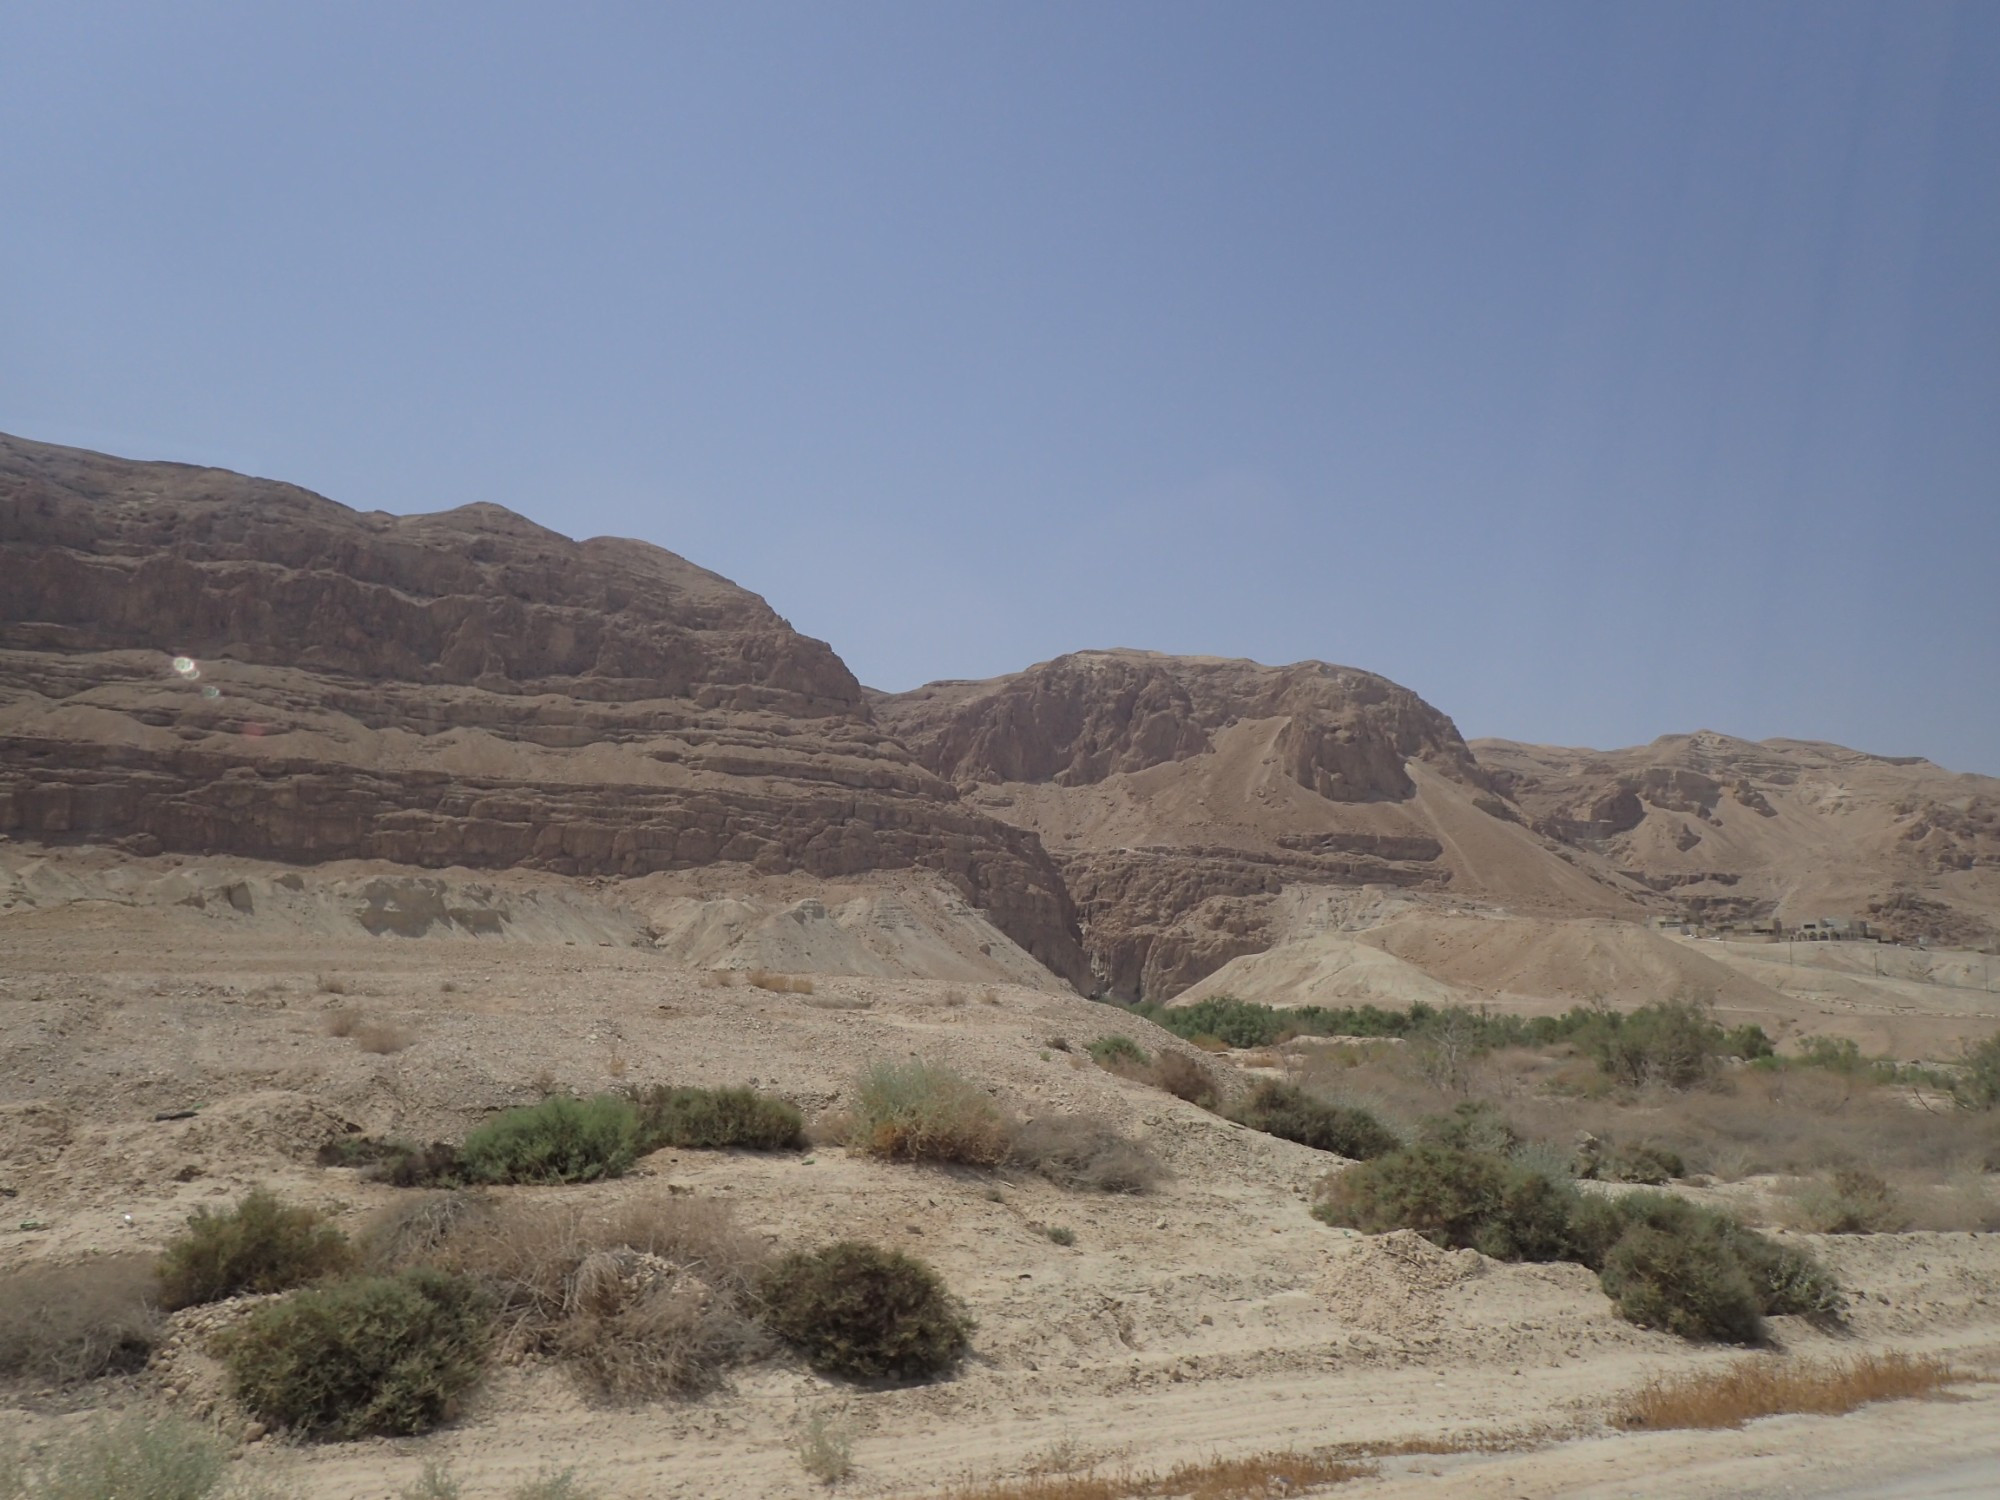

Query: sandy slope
[4,876,2000,1499]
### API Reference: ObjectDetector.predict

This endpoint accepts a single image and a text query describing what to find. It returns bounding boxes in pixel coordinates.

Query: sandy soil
[4,862,1999,1499]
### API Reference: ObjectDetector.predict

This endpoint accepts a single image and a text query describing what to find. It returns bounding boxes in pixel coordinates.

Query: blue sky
[4,2,1996,773]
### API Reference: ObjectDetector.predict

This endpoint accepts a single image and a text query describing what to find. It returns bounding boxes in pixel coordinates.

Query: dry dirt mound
[1174,932,1467,1011]
[1357,910,1791,1011]
[629,870,1062,985]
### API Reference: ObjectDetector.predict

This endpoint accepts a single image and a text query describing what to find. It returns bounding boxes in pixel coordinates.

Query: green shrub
[3,1412,226,1500]
[1599,1192,1844,1333]
[0,1254,162,1386]
[1232,1081,1400,1160]
[1009,1115,1163,1193]
[1599,1218,1765,1343]
[1581,997,1724,1090]
[630,1085,806,1151]
[156,1187,355,1310]
[1418,1100,1521,1156]
[461,1094,639,1184]
[759,1241,972,1381]
[1724,1023,1776,1061]
[1086,1035,1150,1068]
[1956,1031,2000,1110]
[1576,1144,1688,1192]
[1313,1144,1582,1261]
[849,1060,1014,1165]
[220,1267,490,1439]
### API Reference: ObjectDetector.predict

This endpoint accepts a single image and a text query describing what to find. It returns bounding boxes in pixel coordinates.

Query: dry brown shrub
[0,1254,163,1386]
[1614,1352,1965,1430]
[1904,1171,2000,1232]
[355,1020,414,1055]
[323,1005,361,1038]
[928,1450,1372,1499]
[357,1191,495,1273]
[1150,1051,1220,1111]
[942,989,969,1008]
[418,1193,767,1398]
[850,1060,1016,1166]
[1783,1168,1910,1234]
[980,987,1001,1006]
[317,974,349,996]
[747,969,815,995]
[1011,1116,1164,1194]
[606,1051,628,1080]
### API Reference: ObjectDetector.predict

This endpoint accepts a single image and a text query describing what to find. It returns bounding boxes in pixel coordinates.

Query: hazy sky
[4,2,1996,773]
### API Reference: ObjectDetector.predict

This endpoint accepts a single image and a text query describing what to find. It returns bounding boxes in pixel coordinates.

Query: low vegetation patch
[759,1240,972,1381]
[1614,1352,1964,1430]
[629,1084,806,1151]
[0,1411,230,1500]
[1010,1116,1163,1194]
[1230,1081,1400,1160]
[796,1410,857,1484]
[1116,993,1772,1090]
[219,1267,490,1439]
[0,1254,162,1387]
[849,1060,1015,1166]
[1954,1029,2000,1110]
[1149,1051,1220,1110]
[156,1187,355,1310]
[1784,1167,1911,1234]
[460,1094,639,1185]
[413,1193,768,1399]
[1086,1035,1149,1068]
[1315,1145,1840,1343]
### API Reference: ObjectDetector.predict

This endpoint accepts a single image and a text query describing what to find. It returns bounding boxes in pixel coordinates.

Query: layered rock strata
[0,433,1089,984]
[874,651,1536,998]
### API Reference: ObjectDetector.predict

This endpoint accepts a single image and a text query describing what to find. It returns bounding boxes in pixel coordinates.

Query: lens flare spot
[200,685,222,700]
[171,655,200,680]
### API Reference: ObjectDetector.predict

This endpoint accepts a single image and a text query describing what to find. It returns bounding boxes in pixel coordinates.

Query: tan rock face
[1475,731,2000,946]
[878,649,1482,798]
[0,434,1089,985]
[875,650,1497,998]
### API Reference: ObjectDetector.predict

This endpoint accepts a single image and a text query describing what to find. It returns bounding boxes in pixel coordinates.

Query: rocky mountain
[0,433,1090,985]
[873,651,1646,998]
[1475,732,2000,948]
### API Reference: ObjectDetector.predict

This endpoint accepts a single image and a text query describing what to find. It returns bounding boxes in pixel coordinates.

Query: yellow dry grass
[1614,1352,1966,1431]
[927,1450,1372,1500]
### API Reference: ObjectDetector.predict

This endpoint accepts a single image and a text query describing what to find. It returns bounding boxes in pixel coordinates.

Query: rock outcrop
[0,433,1090,985]
[1476,731,2000,947]
[874,651,1633,999]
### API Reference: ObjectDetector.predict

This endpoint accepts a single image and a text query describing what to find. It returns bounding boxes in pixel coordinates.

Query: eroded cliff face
[881,650,1482,799]
[1475,732,2000,947]
[871,651,1609,1000]
[0,434,1090,985]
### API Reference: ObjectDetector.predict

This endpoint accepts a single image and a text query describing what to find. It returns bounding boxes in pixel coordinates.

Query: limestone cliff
[874,651,1638,999]
[0,433,1090,985]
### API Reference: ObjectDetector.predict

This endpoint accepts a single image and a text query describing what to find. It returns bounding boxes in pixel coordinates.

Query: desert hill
[873,651,1652,999]
[0,432,1089,985]
[1476,731,2000,949]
